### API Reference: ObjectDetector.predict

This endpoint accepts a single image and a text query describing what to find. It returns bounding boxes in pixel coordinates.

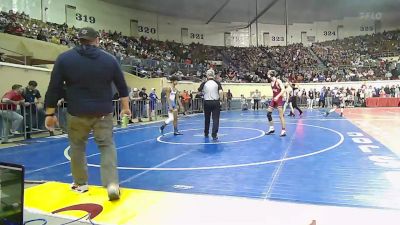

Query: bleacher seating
[0,10,399,83]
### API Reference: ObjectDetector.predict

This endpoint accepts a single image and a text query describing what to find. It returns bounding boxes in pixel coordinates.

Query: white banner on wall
[205,60,223,66]
[231,29,249,47]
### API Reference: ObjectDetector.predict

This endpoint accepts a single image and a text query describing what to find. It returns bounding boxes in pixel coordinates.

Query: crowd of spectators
[294,84,400,108]
[310,30,400,82]
[0,10,221,66]
[312,30,400,68]
[241,84,400,112]
[1,10,400,84]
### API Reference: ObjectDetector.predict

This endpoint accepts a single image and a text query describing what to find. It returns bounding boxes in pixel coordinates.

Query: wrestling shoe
[265,127,275,135]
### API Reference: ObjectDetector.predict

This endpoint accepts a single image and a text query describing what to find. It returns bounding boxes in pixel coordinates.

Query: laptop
[0,162,24,225]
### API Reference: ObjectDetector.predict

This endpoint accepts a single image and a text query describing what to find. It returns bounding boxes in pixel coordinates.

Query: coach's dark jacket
[45,45,128,116]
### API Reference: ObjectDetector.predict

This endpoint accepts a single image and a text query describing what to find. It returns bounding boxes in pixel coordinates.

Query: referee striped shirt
[198,79,223,100]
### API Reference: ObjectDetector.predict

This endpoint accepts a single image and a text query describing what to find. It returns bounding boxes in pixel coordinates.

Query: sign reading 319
[76,13,96,24]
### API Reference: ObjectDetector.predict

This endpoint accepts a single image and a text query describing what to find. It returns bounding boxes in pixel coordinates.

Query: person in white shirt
[252,89,261,110]
[198,69,223,141]
[395,85,400,98]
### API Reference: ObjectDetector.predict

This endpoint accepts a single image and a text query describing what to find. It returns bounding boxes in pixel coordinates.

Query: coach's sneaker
[107,183,120,201]
[71,183,88,193]
[265,127,275,135]
[280,130,287,137]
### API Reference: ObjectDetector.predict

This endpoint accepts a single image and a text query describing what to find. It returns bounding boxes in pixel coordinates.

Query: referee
[198,69,223,141]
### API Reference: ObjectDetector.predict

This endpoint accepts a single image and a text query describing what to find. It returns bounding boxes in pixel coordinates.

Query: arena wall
[0,63,51,95]
[0,63,164,96]
[0,33,69,60]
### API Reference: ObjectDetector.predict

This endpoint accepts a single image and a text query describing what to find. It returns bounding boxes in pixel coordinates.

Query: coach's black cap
[78,27,99,40]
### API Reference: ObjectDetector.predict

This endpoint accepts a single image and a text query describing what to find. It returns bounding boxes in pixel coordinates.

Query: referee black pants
[204,100,220,138]
[253,99,260,110]
[292,97,303,114]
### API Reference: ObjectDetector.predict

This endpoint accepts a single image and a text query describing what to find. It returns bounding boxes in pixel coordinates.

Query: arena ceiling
[101,0,400,25]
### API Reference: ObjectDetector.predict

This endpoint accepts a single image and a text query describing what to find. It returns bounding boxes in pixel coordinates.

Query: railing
[337,63,379,69]
[0,98,215,144]
[121,64,205,82]
[2,94,380,144]
[0,102,46,143]
[121,57,207,76]
[375,51,400,58]
[236,95,363,112]
[0,46,27,65]
[295,95,361,108]
[113,98,207,124]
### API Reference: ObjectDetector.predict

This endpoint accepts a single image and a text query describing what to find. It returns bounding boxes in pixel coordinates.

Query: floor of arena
[1,108,400,224]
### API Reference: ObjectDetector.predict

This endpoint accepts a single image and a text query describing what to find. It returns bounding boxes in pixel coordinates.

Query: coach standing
[44,27,131,201]
[198,69,223,141]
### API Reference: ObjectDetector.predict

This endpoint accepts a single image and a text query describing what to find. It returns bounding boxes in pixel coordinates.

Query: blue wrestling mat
[1,110,400,209]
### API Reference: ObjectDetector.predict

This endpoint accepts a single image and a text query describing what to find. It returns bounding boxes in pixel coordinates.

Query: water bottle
[121,114,129,128]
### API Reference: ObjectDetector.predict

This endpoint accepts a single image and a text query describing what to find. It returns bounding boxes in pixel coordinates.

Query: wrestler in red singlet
[270,80,284,108]
[266,70,286,137]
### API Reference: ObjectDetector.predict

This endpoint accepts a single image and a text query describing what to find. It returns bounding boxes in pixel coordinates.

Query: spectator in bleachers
[1,10,400,83]
[0,14,8,32]
[0,52,5,62]
[37,29,47,41]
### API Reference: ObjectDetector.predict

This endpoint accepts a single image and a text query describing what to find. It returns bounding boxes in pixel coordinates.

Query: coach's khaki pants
[67,113,118,187]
